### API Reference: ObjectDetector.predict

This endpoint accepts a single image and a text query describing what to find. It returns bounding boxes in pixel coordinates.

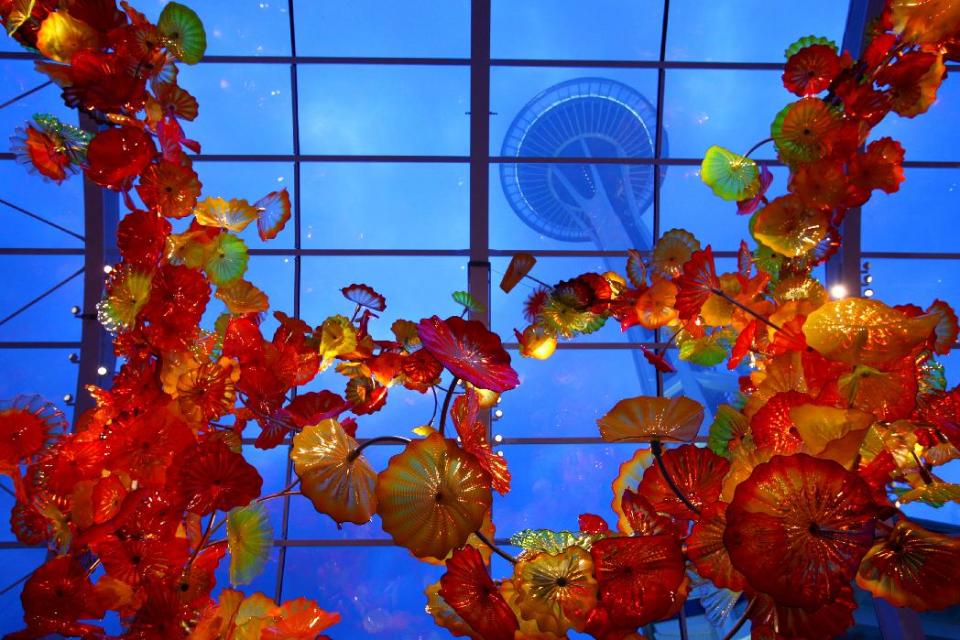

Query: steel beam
[826,0,885,299]
[73,114,119,423]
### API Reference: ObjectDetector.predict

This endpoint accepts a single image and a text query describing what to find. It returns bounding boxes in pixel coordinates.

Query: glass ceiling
[1,1,958,637]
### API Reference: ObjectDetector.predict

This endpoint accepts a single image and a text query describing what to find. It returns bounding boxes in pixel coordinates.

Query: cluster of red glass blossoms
[2,1,960,639]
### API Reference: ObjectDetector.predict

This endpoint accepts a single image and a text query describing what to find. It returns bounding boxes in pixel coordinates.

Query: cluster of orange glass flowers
[2,0,960,639]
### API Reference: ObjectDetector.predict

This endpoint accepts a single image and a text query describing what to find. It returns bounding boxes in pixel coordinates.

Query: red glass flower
[417,316,519,392]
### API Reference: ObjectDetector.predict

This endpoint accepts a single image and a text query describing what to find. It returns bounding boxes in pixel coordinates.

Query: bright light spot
[277,176,284,182]
[496,451,504,458]
[829,284,848,299]
[219,79,230,90]
[863,274,873,284]
[102,265,113,274]
[864,288,875,298]
[97,366,108,376]
[494,434,503,443]
[494,409,504,419]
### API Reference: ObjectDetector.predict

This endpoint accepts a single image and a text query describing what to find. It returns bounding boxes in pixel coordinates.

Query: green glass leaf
[678,330,732,367]
[707,404,749,459]
[96,270,153,332]
[226,501,274,586]
[701,145,760,201]
[508,529,603,555]
[158,1,206,65]
[539,298,608,338]
[205,233,248,286]
[784,35,837,59]
[451,290,485,313]
[898,483,960,507]
[753,242,783,282]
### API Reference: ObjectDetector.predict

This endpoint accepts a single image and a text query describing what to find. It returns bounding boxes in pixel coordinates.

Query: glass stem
[743,137,773,159]
[437,376,460,436]
[474,530,517,565]
[347,435,412,462]
[710,287,786,335]
[722,596,757,640]
[651,440,700,516]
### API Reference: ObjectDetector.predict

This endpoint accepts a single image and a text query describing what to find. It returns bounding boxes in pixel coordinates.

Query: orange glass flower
[597,395,704,443]
[376,434,492,559]
[752,194,830,258]
[638,444,729,519]
[291,418,377,525]
[651,229,700,278]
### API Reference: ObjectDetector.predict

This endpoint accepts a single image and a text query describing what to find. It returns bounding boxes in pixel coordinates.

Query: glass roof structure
[1,1,959,637]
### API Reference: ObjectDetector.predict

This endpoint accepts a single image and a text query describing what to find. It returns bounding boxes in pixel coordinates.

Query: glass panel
[496,348,656,437]
[297,65,470,155]
[865,259,960,308]
[0,349,77,421]
[244,444,290,534]
[0,476,15,542]
[193,162,295,249]
[199,256,295,338]
[663,349,742,428]
[294,0,470,57]
[870,75,960,161]
[663,69,784,159]
[139,0,292,56]
[298,368,441,439]
[280,546,445,637]
[286,445,403,541]
[492,69,659,160]
[491,256,655,344]
[940,349,960,388]
[301,163,469,249]
[862,169,960,253]
[300,257,465,328]
[901,459,960,525]
[491,0,664,61]
[491,161,658,252]
[0,548,47,634]
[177,63,292,154]
[0,61,77,154]
[492,443,641,534]
[667,0,849,62]
[0,161,84,249]
[661,165,789,251]
[0,256,83,341]
[298,257,463,438]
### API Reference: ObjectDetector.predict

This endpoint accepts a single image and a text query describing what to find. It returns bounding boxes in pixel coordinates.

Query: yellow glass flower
[651,229,701,278]
[318,315,358,371]
[513,547,598,635]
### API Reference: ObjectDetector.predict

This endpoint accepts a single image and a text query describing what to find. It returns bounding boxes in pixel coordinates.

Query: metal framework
[0,1,952,635]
